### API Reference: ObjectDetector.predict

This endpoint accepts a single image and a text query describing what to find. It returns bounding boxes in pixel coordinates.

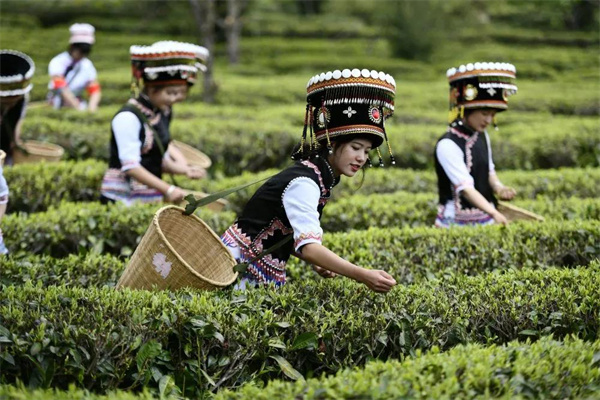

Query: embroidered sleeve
[112,111,142,171]
[436,138,474,194]
[484,131,496,175]
[282,177,323,253]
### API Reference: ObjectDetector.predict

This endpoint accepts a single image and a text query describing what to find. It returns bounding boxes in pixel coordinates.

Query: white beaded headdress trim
[306,68,396,111]
[446,62,516,82]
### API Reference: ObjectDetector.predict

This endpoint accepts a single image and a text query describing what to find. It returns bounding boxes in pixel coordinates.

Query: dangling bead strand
[376,148,384,167]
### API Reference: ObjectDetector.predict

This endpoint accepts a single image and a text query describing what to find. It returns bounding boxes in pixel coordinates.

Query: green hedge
[3,336,599,399]
[0,385,166,400]
[3,216,599,288]
[4,160,104,214]
[21,110,600,174]
[1,265,598,396]
[3,202,235,258]
[5,159,599,214]
[0,253,125,289]
[288,219,600,283]
[322,193,600,231]
[217,336,600,399]
[337,166,600,201]
[4,200,600,280]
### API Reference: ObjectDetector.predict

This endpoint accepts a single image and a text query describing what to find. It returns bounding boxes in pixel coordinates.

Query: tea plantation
[1,1,599,399]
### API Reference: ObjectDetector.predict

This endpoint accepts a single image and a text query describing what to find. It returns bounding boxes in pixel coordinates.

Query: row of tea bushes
[3,202,235,257]
[287,219,600,283]
[217,336,600,399]
[322,193,600,231]
[4,160,104,214]
[6,159,600,213]
[336,166,600,201]
[4,200,600,275]
[2,336,598,399]
[0,385,165,400]
[1,265,598,396]
[4,212,598,287]
[20,111,600,173]
[0,253,125,289]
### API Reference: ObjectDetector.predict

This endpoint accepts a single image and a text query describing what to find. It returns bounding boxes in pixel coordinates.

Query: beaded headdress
[130,41,206,96]
[297,68,397,166]
[447,62,517,123]
[0,50,35,97]
[69,23,95,45]
[153,41,209,72]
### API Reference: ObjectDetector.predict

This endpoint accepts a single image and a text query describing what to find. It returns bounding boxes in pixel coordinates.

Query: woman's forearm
[125,166,171,194]
[88,91,101,112]
[60,87,81,109]
[461,187,498,216]
[300,243,366,282]
[162,144,188,175]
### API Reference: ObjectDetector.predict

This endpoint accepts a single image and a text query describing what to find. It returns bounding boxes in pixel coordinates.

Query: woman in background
[100,41,207,206]
[434,62,518,228]
[0,50,35,254]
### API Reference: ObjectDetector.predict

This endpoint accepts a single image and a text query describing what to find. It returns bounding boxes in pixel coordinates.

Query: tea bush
[1,265,598,396]
[217,336,600,400]
[6,160,600,213]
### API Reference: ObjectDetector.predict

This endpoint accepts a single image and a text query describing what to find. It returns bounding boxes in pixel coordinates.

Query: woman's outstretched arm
[300,243,396,293]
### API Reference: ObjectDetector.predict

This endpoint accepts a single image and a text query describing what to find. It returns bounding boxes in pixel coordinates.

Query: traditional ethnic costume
[100,41,207,205]
[221,68,396,288]
[47,23,101,110]
[434,62,517,227]
[0,50,35,254]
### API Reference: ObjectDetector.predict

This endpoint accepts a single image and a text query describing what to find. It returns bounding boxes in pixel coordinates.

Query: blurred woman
[100,41,207,206]
[0,50,35,254]
[434,62,518,227]
[47,23,101,112]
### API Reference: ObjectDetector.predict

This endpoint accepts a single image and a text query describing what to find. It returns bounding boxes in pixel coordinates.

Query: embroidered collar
[314,156,339,192]
[133,94,161,117]
[449,119,478,136]
[128,95,165,125]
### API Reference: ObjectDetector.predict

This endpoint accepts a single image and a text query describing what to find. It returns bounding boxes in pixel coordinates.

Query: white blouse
[111,111,169,171]
[436,131,498,218]
[282,177,324,253]
[436,131,496,196]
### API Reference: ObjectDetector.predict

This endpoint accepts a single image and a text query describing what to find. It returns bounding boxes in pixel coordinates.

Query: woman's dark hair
[69,43,92,56]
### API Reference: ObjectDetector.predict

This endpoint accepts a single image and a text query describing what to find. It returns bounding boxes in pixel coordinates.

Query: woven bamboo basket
[13,140,64,164]
[172,140,212,169]
[497,201,544,222]
[117,205,237,291]
[0,150,5,167]
[178,191,229,212]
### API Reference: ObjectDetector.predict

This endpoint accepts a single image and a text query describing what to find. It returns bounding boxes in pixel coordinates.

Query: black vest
[108,96,171,178]
[434,121,496,210]
[232,157,338,281]
[0,97,25,156]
